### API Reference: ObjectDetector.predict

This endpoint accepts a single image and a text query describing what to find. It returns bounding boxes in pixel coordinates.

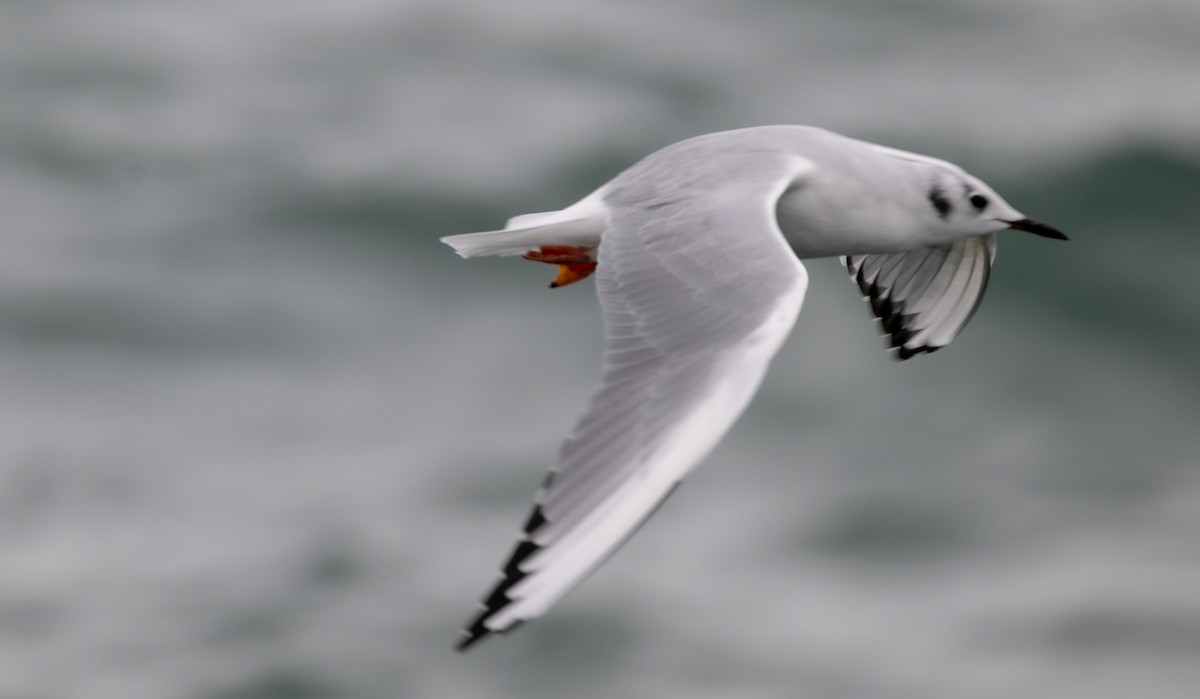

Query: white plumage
[441,125,1066,650]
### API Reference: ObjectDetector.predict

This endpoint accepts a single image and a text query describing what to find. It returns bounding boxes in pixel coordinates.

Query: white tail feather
[505,210,566,229]
[440,227,549,259]
[441,211,604,259]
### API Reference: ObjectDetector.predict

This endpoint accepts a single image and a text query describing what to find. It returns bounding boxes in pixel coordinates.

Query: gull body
[441,125,1066,651]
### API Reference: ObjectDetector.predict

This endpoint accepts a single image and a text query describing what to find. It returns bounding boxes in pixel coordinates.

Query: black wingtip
[456,618,493,652]
[456,614,528,653]
[895,345,940,361]
[455,505,550,653]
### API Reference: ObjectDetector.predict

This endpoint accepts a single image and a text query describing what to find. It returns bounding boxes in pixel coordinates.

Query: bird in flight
[441,125,1067,651]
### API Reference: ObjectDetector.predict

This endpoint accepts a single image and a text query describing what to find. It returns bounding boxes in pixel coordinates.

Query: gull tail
[440,200,605,259]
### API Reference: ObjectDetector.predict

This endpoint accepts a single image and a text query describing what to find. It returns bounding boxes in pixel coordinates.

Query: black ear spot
[928,186,952,219]
[970,194,989,210]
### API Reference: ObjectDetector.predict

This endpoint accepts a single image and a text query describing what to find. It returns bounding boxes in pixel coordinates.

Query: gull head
[924,169,1068,242]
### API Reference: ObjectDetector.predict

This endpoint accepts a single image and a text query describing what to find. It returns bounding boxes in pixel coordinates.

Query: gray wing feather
[457,145,812,650]
[845,234,996,359]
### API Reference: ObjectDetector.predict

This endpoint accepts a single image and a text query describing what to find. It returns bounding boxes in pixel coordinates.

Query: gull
[441,125,1066,651]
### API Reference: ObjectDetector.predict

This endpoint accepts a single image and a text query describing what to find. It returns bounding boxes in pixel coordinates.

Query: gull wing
[844,234,997,359]
[457,148,813,650]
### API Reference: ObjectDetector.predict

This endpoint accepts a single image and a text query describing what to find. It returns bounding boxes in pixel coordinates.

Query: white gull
[441,125,1067,650]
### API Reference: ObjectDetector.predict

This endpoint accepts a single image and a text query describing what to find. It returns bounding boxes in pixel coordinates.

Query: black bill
[1006,218,1069,240]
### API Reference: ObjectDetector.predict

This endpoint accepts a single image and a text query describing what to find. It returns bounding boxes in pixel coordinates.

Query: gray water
[3,2,1200,698]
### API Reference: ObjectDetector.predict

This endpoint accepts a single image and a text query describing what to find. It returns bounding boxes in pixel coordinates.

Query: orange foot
[522,245,598,288]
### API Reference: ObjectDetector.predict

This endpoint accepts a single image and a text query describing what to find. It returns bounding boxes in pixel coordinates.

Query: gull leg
[522,246,598,288]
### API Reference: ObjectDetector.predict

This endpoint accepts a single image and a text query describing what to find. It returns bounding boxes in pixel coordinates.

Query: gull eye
[969,194,989,210]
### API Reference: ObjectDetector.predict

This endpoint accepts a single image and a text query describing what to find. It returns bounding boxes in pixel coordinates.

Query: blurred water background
[3,1,1200,698]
